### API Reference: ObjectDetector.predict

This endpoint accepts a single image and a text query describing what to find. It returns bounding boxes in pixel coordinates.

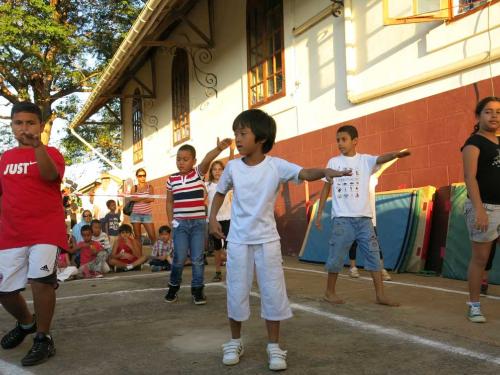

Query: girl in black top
[462,96,500,323]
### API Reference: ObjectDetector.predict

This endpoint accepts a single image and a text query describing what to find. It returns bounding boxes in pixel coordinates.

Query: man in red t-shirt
[0,102,66,366]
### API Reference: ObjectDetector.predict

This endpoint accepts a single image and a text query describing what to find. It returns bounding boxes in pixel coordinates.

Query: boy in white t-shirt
[209,109,349,371]
[315,125,410,306]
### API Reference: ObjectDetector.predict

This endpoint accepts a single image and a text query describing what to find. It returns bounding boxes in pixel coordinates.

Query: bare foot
[376,296,400,307]
[323,293,345,304]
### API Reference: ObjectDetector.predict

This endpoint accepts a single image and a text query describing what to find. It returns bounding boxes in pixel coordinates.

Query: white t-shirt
[325,153,378,218]
[206,181,232,221]
[217,156,302,244]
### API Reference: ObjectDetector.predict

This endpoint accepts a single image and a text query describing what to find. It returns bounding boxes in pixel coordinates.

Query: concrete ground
[0,256,499,375]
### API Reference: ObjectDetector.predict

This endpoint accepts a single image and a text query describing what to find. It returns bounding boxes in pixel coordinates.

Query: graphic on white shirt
[335,168,361,200]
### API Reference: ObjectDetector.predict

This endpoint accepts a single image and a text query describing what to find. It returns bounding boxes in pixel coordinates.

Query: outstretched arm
[315,182,331,230]
[299,168,352,182]
[198,137,233,175]
[376,149,411,165]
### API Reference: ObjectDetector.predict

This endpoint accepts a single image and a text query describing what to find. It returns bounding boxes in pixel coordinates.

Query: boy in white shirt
[209,109,350,371]
[315,125,410,306]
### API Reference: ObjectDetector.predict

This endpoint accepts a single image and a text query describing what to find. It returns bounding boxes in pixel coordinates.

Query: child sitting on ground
[149,225,174,272]
[108,224,147,271]
[103,199,121,249]
[91,219,112,257]
[74,225,110,278]
[56,250,78,282]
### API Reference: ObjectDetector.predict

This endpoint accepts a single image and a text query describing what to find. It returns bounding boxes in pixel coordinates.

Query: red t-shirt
[77,240,103,266]
[0,146,67,250]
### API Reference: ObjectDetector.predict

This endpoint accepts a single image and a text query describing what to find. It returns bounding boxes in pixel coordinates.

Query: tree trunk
[41,110,57,145]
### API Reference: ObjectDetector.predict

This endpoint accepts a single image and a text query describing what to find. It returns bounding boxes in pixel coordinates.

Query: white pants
[226,240,293,321]
[0,245,58,293]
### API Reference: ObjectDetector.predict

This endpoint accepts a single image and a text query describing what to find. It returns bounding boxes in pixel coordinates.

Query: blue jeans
[169,219,206,288]
[326,217,381,273]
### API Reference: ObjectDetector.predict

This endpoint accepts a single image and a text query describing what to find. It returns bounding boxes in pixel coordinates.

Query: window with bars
[246,0,285,107]
[172,48,190,146]
[132,88,143,164]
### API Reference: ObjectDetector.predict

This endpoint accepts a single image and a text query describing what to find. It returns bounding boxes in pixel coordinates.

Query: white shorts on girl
[226,240,293,322]
[0,244,58,293]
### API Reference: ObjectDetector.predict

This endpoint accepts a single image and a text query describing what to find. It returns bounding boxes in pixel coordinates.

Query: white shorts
[226,240,293,322]
[0,245,58,293]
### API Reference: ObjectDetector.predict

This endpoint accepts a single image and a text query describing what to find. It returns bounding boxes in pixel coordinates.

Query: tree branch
[0,77,19,104]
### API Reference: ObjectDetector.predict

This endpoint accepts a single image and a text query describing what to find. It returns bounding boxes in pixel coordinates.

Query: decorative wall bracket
[142,98,159,132]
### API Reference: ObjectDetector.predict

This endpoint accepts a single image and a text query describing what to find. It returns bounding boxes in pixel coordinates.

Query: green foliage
[0,0,142,132]
[58,97,122,167]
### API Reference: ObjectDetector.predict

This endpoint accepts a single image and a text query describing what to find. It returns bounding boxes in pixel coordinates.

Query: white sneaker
[267,345,287,371]
[467,303,486,323]
[222,340,244,365]
[382,269,392,281]
[349,267,360,278]
[125,264,134,271]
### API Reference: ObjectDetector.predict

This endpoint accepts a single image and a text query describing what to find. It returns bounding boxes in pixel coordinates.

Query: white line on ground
[17,281,500,367]
[0,359,35,375]
[283,266,500,301]
[288,301,500,366]
[24,283,221,304]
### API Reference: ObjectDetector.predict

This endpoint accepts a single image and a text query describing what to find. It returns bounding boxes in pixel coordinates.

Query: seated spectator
[150,225,173,272]
[56,250,78,282]
[74,225,110,278]
[103,199,121,249]
[108,224,147,271]
[91,219,112,257]
[72,210,93,243]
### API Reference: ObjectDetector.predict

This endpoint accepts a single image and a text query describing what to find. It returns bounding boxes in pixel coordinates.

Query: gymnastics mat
[398,186,436,273]
[299,191,416,270]
[442,184,500,284]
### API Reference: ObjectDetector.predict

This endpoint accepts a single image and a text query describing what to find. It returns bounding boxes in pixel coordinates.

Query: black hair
[209,160,225,182]
[90,219,101,227]
[337,125,358,140]
[135,168,147,177]
[159,225,171,234]
[118,224,133,233]
[80,225,92,234]
[232,109,276,154]
[11,102,43,122]
[178,144,196,159]
[106,199,116,208]
[472,96,500,134]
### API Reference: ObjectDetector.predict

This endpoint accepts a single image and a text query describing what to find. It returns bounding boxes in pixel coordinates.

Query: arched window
[132,88,143,164]
[247,0,285,107]
[172,48,190,146]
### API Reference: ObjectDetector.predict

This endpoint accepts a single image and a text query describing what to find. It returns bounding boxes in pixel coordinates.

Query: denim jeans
[169,218,206,288]
[326,217,381,273]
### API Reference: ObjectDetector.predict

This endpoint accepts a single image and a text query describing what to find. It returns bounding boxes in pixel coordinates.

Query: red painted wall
[147,76,500,256]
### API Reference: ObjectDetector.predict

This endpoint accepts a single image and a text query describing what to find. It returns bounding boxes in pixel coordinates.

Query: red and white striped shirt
[167,166,206,220]
[132,184,153,215]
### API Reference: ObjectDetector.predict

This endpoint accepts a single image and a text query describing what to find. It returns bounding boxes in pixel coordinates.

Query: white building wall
[120,0,500,180]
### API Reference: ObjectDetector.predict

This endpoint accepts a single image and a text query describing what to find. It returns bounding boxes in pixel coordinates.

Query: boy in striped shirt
[165,138,232,304]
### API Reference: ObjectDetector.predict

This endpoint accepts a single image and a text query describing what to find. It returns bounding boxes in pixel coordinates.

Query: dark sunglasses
[83,214,92,217]
[137,174,146,177]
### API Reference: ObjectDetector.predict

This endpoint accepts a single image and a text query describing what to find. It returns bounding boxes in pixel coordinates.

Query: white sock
[230,338,242,345]
[267,343,280,350]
